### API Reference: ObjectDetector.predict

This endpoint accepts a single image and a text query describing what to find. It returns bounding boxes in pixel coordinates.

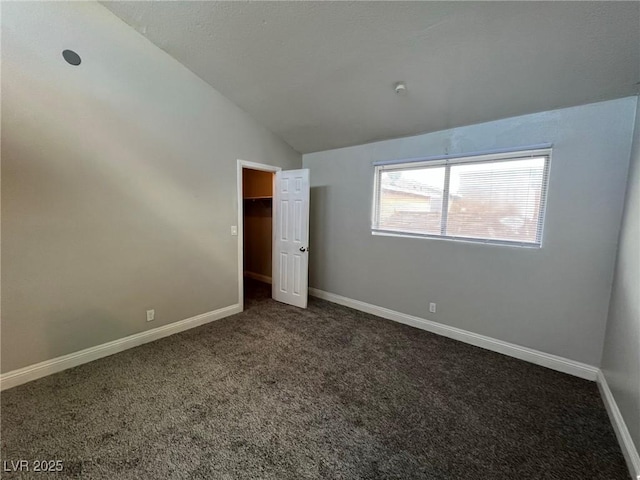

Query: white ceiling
[102,1,640,154]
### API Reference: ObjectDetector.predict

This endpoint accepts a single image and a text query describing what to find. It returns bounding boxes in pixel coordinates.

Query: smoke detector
[394,82,407,95]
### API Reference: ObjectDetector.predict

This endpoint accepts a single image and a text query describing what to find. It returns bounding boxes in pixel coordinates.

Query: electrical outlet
[146,309,155,322]
[429,303,437,314]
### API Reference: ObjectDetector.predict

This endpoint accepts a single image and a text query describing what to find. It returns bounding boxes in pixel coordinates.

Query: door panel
[273,169,310,308]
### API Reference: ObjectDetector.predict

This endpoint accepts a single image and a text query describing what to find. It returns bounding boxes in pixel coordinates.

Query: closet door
[272,169,310,308]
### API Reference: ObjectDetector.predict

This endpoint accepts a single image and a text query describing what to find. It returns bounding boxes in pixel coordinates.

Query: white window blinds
[372,148,551,247]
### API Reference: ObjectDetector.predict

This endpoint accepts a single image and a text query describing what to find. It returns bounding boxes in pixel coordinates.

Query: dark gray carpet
[1,280,630,479]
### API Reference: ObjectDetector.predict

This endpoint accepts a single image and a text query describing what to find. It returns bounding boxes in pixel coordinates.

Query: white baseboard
[0,303,241,391]
[597,370,640,479]
[244,271,272,284]
[308,288,598,381]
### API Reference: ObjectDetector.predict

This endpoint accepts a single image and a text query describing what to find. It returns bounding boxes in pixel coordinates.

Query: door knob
[299,247,307,252]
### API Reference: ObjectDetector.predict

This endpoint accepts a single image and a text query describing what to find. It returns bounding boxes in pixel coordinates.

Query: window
[372,148,551,246]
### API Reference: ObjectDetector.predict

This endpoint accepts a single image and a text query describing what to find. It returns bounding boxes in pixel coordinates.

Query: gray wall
[303,98,636,366]
[1,2,301,373]
[601,99,640,452]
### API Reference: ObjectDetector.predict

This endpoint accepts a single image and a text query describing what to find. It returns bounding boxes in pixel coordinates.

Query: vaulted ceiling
[102,1,639,153]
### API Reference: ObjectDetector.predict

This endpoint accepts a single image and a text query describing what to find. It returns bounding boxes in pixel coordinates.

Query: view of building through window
[374,153,549,246]
[378,167,445,235]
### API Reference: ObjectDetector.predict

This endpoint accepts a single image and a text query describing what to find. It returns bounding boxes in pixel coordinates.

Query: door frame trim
[237,159,281,311]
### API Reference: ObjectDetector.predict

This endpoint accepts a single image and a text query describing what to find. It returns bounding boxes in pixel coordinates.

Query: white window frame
[371,147,552,248]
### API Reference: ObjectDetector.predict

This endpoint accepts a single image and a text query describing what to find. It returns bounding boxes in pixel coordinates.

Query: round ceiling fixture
[62,50,81,66]
[394,82,407,95]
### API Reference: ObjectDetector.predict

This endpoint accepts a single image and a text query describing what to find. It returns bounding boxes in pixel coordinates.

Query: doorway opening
[242,167,275,305]
[237,160,281,311]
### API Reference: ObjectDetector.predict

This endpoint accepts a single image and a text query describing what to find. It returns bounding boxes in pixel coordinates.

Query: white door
[272,169,310,308]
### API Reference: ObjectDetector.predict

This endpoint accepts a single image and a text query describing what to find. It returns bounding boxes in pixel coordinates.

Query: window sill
[371,229,542,249]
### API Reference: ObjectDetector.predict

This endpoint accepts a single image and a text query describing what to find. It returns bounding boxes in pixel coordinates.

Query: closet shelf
[244,196,272,200]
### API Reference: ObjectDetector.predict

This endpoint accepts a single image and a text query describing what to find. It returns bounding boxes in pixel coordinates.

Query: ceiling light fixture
[394,82,407,95]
